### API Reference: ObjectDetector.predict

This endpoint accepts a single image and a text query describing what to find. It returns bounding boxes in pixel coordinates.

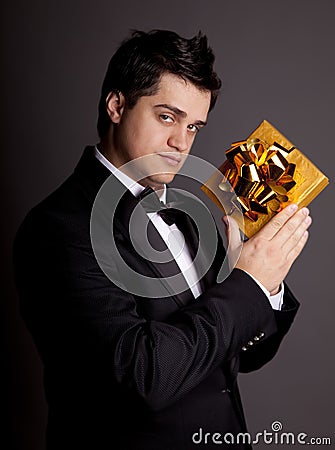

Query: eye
[160,114,174,123]
[187,124,200,134]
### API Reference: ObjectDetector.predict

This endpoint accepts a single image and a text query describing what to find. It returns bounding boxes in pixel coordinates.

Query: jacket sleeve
[238,283,300,373]
[14,207,284,412]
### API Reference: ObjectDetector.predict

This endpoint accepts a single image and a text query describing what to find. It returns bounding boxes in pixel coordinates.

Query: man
[14,30,311,449]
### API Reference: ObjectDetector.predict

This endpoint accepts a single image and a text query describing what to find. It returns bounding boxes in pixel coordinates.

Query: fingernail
[289,204,298,212]
[302,207,309,216]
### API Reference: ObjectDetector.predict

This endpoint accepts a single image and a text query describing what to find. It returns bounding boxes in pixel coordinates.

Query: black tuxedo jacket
[14,147,299,450]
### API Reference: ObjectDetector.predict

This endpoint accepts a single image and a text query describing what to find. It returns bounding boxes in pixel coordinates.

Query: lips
[159,153,182,166]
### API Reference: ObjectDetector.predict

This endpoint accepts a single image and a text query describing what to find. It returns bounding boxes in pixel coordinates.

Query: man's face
[110,73,211,189]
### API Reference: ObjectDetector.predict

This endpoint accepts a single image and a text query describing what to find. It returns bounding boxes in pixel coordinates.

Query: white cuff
[242,271,284,310]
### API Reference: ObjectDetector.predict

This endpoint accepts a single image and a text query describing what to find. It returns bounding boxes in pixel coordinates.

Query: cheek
[137,125,169,152]
[181,136,196,155]
[188,134,197,148]
[117,122,145,157]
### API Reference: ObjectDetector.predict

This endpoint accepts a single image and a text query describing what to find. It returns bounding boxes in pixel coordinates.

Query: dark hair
[97,29,222,138]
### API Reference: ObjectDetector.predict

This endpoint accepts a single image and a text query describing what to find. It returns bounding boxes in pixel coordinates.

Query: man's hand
[222,204,312,294]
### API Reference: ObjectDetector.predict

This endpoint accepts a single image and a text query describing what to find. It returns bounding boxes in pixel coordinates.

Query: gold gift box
[201,120,329,238]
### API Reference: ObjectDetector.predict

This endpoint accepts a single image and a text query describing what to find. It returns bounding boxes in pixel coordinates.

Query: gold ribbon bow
[219,138,296,222]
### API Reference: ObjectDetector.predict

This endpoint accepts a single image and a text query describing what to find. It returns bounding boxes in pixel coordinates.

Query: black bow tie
[139,186,186,226]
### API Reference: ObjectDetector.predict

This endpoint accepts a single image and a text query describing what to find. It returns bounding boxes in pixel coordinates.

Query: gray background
[2,0,334,448]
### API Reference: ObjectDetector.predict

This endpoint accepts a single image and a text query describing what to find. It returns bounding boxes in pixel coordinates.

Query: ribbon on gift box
[218,138,297,222]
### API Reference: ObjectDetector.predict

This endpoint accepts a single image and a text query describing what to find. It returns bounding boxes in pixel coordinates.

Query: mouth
[158,153,182,166]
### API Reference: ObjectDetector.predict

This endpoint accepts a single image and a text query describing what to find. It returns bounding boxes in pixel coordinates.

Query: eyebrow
[154,103,207,126]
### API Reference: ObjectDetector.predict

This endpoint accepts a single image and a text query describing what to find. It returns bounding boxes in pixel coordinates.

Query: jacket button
[241,346,248,351]
[259,332,265,339]
[221,388,231,393]
[254,336,260,341]
[247,341,254,346]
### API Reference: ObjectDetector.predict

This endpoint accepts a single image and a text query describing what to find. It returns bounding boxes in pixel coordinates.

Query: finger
[272,207,310,248]
[256,204,299,241]
[286,228,310,263]
[222,215,241,251]
[222,215,243,269]
[281,214,312,254]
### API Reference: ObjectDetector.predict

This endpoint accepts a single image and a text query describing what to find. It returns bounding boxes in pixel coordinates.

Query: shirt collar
[94,145,167,203]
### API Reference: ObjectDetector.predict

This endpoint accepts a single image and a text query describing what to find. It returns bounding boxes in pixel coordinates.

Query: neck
[96,140,165,193]
[97,136,120,167]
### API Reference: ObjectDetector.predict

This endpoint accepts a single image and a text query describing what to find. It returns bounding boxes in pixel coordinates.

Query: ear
[106,91,125,124]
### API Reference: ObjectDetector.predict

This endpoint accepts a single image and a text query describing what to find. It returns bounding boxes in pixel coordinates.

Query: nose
[167,127,189,152]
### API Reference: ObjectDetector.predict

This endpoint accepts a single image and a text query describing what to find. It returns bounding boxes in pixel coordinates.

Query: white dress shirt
[94,146,284,309]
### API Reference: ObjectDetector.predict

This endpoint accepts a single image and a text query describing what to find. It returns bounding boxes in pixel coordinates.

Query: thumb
[222,215,242,269]
[222,215,241,250]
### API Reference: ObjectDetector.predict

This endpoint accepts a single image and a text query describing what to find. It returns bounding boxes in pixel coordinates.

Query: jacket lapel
[166,187,224,292]
[113,184,194,305]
